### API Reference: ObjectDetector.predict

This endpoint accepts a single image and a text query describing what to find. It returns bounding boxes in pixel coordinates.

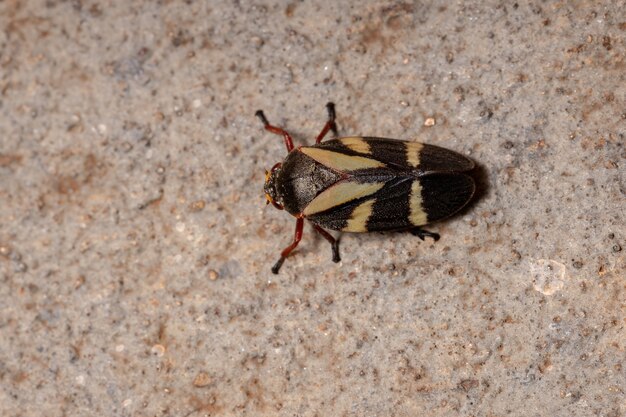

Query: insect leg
[410,227,440,242]
[255,109,294,152]
[315,102,338,144]
[312,225,341,263]
[272,217,304,274]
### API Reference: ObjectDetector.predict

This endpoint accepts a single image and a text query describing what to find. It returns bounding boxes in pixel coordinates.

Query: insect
[256,102,475,274]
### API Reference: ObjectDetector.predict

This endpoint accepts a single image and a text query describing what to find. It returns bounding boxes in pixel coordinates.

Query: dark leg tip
[326,103,337,136]
[411,230,425,241]
[271,257,285,274]
[326,102,336,119]
[331,242,341,263]
[255,110,268,125]
[410,228,440,242]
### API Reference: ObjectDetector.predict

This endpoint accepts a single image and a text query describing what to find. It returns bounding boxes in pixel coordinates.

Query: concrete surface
[1,1,624,416]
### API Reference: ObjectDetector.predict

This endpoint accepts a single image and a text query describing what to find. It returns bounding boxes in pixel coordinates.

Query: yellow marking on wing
[406,142,424,167]
[301,147,384,172]
[343,199,375,232]
[409,180,428,225]
[303,182,384,216]
[340,137,371,154]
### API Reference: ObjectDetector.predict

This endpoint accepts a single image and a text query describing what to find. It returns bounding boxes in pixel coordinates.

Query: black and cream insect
[256,103,475,274]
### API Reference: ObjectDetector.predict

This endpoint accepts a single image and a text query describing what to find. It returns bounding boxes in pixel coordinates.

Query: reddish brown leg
[313,225,341,263]
[315,102,338,144]
[272,217,304,274]
[255,109,294,152]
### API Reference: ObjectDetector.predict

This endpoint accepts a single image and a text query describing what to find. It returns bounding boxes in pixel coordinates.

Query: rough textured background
[1,1,624,416]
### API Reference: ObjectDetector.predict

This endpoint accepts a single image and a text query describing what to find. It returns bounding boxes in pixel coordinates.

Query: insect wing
[303,137,475,231]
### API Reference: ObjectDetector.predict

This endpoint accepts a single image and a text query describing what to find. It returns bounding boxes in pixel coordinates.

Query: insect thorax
[275,149,342,216]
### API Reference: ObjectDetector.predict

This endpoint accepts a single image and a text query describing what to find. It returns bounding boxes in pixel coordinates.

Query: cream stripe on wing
[406,142,424,167]
[303,181,384,216]
[340,137,371,154]
[300,147,384,171]
[409,180,428,225]
[344,199,375,232]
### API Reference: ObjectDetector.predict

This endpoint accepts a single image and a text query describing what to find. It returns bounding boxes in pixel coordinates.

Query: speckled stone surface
[1,1,624,416]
